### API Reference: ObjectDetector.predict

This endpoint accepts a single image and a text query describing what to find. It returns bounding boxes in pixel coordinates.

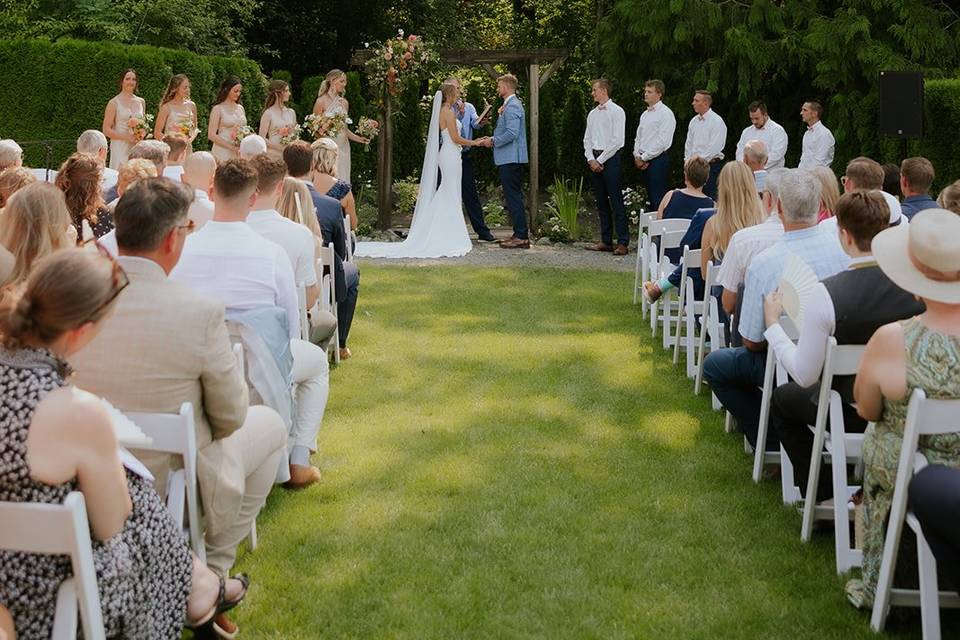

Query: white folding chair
[229,344,259,551]
[124,402,205,563]
[317,247,340,364]
[296,282,310,342]
[646,218,690,338]
[633,210,653,308]
[30,167,57,183]
[799,337,866,574]
[0,492,106,639]
[694,261,726,395]
[672,247,703,378]
[343,217,355,262]
[871,390,960,637]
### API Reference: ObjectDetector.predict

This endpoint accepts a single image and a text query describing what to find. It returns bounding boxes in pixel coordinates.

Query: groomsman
[798,100,835,169]
[684,89,727,200]
[447,77,497,242]
[584,79,628,255]
[632,79,676,212]
[735,101,787,169]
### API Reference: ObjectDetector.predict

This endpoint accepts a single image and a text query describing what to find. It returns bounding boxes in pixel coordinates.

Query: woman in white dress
[207,76,247,163]
[154,74,199,149]
[102,69,146,169]
[259,80,298,160]
[312,70,369,183]
[355,84,480,259]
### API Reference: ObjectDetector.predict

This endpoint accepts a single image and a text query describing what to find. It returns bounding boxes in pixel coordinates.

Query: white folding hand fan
[778,253,818,332]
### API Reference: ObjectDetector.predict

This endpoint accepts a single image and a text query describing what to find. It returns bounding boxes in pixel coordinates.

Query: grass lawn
[232,264,955,639]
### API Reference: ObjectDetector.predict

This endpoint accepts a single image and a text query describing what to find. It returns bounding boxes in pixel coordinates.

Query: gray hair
[743,139,768,165]
[76,130,108,155]
[239,135,267,158]
[115,177,193,252]
[129,140,169,173]
[778,169,821,224]
[0,139,22,170]
[764,168,787,200]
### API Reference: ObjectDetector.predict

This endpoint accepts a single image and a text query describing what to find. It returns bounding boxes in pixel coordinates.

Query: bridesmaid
[207,76,247,163]
[101,69,146,170]
[154,74,199,149]
[312,69,368,183]
[259,80,298,160]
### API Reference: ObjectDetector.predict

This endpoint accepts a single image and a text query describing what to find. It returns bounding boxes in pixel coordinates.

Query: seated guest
[285,140,359,360]
[938,179,960,214]
[161,132,190,181]
[76,129,118,195]
[172,159,329,487]
[0,249,248,638]
[845,209,960,608]
[702,169,849,448]
[71,177,286,584]
[909,465,960,590]
[841,156,883,194]
[55,152,112,243]
[181,151,217,229]
[810,166,839,222]
[0,139,22,172]
[656,156,713,221]
[239,134,267,160]
[310,138,357,230]
[102,140,170,204]
[643,161,763,303]
[765,191,924,501]
[882,162,901,200]
[898,156,937,219]
[0,166,36,209]
[0,182,73,284]
[106,158,158,209]
[740,139,768,193]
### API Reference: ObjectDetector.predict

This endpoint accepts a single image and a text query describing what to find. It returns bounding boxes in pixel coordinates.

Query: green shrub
[545,177,585,241]
[919,79,960,192]
[0,38,265,168]
[393,176,419,217]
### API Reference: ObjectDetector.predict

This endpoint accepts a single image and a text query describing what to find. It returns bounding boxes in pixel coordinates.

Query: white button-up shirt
[684,108,727,163]
[632,101,676,162]
[171,220,300,340]
[188,189,214,229]
[735,118,788,169]
[583,99,625,165]
[247,209,317,288]
[717,214,784,293]
[798,120,835,169]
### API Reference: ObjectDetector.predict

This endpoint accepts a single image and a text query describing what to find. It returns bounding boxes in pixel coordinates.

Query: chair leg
[248,520,258,551]
[780,445,800,505]
[916,521,943,639]
[752,354,777,483]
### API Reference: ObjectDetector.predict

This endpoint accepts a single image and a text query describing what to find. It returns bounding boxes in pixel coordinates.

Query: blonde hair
[709,161,764,258]
[117,158,158,196]
[0,167,37,208]
[810,166,840,215]
[310,138,339,177]
[497,73,518,90]
[440,82,459,104]
[0,182,73,285]
[278,177,323,240]
[318,69,346,98]
[937,179,960,215]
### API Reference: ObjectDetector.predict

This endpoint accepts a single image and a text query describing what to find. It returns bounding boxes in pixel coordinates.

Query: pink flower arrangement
[365,30,437,100]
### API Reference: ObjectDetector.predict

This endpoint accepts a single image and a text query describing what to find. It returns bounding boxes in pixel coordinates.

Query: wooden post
[376,95,393,230]
[528,62,539,236]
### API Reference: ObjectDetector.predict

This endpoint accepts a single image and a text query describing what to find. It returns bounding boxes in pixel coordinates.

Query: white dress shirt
[798,120,835,169]
[171,220,299,340]
[188,189,215,229]
[684,108,727,162]
[717,214,784,292]
[163,165,185,182]
[246,209,318,288]
[583,99,625,165]
[764,256,875,387]
[633,101,676,162]
[735,118,788,169]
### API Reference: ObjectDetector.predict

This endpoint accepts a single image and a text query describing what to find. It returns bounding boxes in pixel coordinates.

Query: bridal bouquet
[232,125,255,146]
[304,113,347,140]
[275,123,302,145]
[356,117,380,148]
[128,113,154,141]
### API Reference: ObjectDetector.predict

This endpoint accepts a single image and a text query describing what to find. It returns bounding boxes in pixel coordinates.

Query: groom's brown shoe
[586,242,614,252]
[499,237,530,249]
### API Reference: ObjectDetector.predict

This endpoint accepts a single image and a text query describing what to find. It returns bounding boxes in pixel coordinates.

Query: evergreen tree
[557,83,588,180]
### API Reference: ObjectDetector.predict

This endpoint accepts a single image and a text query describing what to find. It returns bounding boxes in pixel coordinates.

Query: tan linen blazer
[71,256,248,536]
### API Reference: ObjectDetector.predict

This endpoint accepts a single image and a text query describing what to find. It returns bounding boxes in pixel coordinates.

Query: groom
[478,73,529,249]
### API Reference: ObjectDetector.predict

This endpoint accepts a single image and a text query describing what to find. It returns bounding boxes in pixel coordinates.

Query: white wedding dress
[355,92,472,258]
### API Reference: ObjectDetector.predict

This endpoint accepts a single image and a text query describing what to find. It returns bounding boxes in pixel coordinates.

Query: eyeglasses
[85,241,130,322]
[840,176,848,185]
[176,219,196,234]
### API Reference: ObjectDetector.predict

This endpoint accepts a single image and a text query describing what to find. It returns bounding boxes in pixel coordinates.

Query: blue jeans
[338,262,360,347]
[590,152,628,247]
[702,346,775,450]
[643,152,670,210]
[498,163,528,239]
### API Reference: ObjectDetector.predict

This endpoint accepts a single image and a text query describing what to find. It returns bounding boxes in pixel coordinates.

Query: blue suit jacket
[492,97,528,166]
[305,182,347,301]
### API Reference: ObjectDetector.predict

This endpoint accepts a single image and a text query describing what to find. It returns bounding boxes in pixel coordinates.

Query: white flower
[398,29,405,36]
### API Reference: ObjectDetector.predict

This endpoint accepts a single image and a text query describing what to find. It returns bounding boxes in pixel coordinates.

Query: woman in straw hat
[845,208,960,608]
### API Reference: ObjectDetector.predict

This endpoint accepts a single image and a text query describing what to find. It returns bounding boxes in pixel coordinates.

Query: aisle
[232,265,932,639]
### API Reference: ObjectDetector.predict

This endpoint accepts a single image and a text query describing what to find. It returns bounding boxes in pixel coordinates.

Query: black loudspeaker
[879,70,923,138]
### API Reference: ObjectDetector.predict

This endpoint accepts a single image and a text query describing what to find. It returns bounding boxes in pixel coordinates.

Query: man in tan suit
[72,178,286,577]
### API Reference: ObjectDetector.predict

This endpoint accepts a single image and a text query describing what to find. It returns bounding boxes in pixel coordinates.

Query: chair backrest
[648,218,690,237]
[343,217,354,262]
[0,492,105,638]
[296,282,310,341]
[660,229,687,251]
[31,167,57,183]
[703,260,719,292]
[317,247,337,311]
[824,337,865,379]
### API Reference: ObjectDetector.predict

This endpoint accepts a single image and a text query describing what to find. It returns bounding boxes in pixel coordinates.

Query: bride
[355,83,483,258]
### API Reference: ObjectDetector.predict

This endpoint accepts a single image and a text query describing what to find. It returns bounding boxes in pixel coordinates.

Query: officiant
[447,77,497,243]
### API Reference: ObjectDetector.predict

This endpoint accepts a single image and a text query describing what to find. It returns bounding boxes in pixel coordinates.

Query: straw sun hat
[872,208,960,303]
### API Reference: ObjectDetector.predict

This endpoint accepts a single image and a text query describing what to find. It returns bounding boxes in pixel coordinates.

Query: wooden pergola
[351,47,568,232]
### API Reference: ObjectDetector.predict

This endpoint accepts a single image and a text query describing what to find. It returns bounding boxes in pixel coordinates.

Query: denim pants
[702,346,771,449]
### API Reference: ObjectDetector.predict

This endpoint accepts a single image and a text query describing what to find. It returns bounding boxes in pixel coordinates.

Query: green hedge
[918,79,960,192]
[0,38,266,168]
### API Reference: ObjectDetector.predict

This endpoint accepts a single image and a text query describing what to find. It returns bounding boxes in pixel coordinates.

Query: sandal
[186,574,250,630]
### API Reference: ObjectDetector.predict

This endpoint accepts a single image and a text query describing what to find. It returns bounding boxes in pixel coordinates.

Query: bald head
[181,151,217,192]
